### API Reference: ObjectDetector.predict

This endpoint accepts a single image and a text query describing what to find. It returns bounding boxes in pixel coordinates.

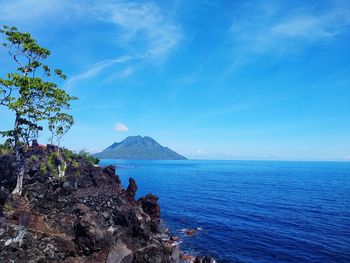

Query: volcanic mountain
[94,136,187,160]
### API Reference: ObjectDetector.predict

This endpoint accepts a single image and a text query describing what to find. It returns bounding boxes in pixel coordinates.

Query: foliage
[71,159,80,168]
[3,202,13,214]
[39,163,48,174]
[47,152,60,176]
[48,152,59,165]
[63,147,100,166]
[62,147,75,160]
[29,154,39,162]
[0,142,13,156]
[78,150,100,165]
[0,25,76,148]
[0,25,77,193]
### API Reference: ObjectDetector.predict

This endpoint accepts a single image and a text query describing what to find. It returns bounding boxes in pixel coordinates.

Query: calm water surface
[100,160,350,263]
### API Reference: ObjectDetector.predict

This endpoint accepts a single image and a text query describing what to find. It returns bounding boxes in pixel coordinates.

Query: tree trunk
[58,149,67,178]
[12,113,24,195]
[12,151,24,195]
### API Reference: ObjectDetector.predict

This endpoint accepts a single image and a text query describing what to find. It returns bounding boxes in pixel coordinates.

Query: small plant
[0,142,13,156]
[39,163,48,174]
[71,159,79,168]
[48,152,59,166]
[62,147,75,160]
[78,150,100,165]
[29,154,39,162]
[3,202,13,214]
[47,153,60,176]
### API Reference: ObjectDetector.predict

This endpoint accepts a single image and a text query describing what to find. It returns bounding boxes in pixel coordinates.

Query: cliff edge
[0,144,180,262]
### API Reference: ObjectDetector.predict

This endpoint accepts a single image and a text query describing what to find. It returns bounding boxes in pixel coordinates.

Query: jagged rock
[194,256,217,263]
[170,244,180,262]
[0,155,16,193]
[139,194,161,233]
[139,194,160,220]
[46,144,58,152]
[74,203,111,255]
[31,140,39,148]
[0,146,214,262]
[126,178,138,203]
[133,243,169,263]
[103,165,116,177]
[106,240,134,263]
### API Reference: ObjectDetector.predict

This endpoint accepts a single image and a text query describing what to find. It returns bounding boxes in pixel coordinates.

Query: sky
[0,0,349,161]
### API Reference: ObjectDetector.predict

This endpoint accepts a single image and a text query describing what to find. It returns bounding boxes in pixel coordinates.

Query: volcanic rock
[0,146,179,262]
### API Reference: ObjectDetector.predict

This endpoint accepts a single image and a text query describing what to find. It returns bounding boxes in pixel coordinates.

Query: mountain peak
[95,136,187,160]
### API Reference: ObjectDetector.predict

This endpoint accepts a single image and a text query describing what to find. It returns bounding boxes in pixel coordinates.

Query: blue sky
[0,0,350,160]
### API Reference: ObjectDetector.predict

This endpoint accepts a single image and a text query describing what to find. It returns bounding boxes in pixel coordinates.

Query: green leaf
[0,25,77,148]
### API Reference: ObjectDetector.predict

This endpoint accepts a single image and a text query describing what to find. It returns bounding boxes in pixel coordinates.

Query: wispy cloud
[196,149,208,155]
[64,56,131,89]
[230,1,350,55]
[1,0,182,59]
[104,66,135,83]
[1,0,68,23]
[93,2,181,58]
[115,122,129,132]
[1,1,182,88]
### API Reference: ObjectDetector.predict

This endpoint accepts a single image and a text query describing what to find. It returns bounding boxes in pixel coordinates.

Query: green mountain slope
[94,136,187,160]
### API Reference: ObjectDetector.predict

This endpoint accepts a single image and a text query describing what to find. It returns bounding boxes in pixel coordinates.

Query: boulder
[139,194,160,220]
[105,240,134,263]
[73,204,111,255]
[194,256,217,263]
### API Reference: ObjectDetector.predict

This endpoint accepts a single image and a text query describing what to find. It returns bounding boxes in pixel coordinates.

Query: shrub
[62,147,75,159]
[40,163,48,174]
[3,202,13,213]
[29,154,39,162]
[78,150,100,165]
[0,142,13,156]
[47,153,60,176]
[71,159,79,168]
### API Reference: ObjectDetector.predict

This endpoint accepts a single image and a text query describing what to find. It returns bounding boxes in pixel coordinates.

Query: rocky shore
[0,144,215,263]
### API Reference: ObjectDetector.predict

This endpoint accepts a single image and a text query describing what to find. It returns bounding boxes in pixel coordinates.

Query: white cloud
[1,0,182,59]
[195,149,208,155]
[271,16,334,39]
[1,1,182,87]
[230,1,350,55]
[64,56,131,89]
[93,2,181,58]
[113,66,134,79]
[104,66,134,83]
[115,122,128,132]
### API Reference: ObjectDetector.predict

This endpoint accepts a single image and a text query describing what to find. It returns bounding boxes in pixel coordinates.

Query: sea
[99,159,350,263]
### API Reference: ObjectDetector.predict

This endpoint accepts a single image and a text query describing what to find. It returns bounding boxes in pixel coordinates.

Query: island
[94,136,187,160]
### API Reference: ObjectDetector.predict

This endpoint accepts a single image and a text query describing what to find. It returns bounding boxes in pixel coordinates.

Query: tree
[48,113,74,177]
[0,25,77,195]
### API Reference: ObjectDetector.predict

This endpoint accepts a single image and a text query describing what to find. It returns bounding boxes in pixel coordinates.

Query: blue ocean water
[100,160,350,263]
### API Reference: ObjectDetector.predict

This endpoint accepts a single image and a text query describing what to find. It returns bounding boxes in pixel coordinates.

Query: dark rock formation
[0,146,181,262]
[126,178,138,203]
[139,194,160,220]
[194,256,217,263]
[139,194,161,233]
